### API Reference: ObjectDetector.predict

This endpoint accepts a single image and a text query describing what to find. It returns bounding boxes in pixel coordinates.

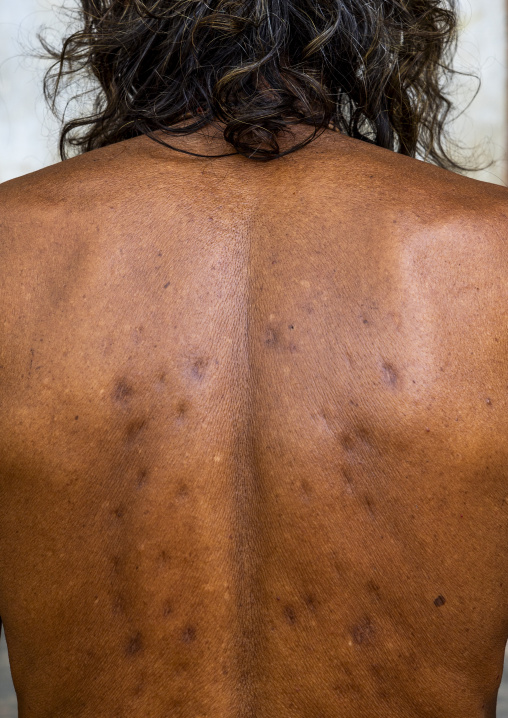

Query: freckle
[175,400,188,421]
[351,617,375,644]
[162,599,173,617]
[190,357,208,380]
[284,605,297,625]
[125,418,147,444]
[304,595,316,612]
[181,625,197,643]
[113,505,125,519]
[163,281,170,289]
[367,580,381,598]
[301,479,312,497]
[175,484,189,501]
[75,415,79,420]
[158,373,166,384]
[364,495,375,518]
[341,432,355,451]
[157,550,170,565]
[288,324,294,329]
[136,468,148,489]
[113,378,134,404]
[434,595,446,607]
[381,362,398,388]
[265,327,278,347]
[126,632,143,655]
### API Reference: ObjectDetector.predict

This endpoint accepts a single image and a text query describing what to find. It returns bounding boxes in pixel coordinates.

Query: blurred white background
[0,0,507,716]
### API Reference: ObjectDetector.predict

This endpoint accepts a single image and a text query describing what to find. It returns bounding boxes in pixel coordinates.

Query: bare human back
[1,125,508,717]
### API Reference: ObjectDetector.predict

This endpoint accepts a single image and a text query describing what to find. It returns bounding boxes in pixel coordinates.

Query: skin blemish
[181,626,197,643]
[162,599,173,617]
[190,357,208,381]
[351,616,375,644]
[366,579,381,599]
[341,432,356,451]
[163,281,171,289]
[363,495,376,518]
[113,505,125,519]
[175,400,188,422]
[381,362,398,388]
[304,595,317,612]
[434,595,446,607]
[157,550,170,567]
[300,479,312,498]
[265,328,278,347]
[125,418,147,444]
[136,468,148,489]
[175,483,189,502]
[113,378,134,404]
[284,605,297,625]
[126,632,143,655]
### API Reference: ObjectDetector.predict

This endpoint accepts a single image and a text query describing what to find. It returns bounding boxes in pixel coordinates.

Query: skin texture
[0,123,508,717]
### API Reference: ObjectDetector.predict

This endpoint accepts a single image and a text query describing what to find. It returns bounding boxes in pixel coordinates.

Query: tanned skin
[0,122,508,718]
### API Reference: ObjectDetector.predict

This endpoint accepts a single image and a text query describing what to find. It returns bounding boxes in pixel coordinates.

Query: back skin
[1,123,508,718]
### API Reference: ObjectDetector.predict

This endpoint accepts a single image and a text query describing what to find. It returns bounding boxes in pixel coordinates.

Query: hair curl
[40,0,478,166]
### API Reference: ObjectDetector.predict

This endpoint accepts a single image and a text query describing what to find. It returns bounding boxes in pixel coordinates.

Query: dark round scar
[126,632,143,655]
[181,625,197,642]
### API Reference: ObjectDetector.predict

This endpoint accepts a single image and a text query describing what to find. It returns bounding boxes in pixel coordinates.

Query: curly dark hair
[40,0,477,166]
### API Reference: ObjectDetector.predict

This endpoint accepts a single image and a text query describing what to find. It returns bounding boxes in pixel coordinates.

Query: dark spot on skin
[351,616,375,644]
[301,479,312,498]
[125,418,147,444]
[136,468,148,489]
[126,632,143,655]
[284,605,297,625]
[75,415,79,420]
[289,324,294,329]
[341,432,355,451]
[362,318,369,325]
[113,505,125,519]
[364,495,376,518]
[175,484,189,502]
[113,378,134,404]
[158,373,166,384]
[434,595,446,607]
[486,398,492,405]
[304,595,317,612]
[265,327,278,347]
[157,550,170,566]
[175,400,188,422]
[343,468,355,486]
[366,579,381,598]
[163,281,171,289]
[162,600,173,617]
[181,626,197,643]
[190,357,208,381]
[382,362,398,388]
